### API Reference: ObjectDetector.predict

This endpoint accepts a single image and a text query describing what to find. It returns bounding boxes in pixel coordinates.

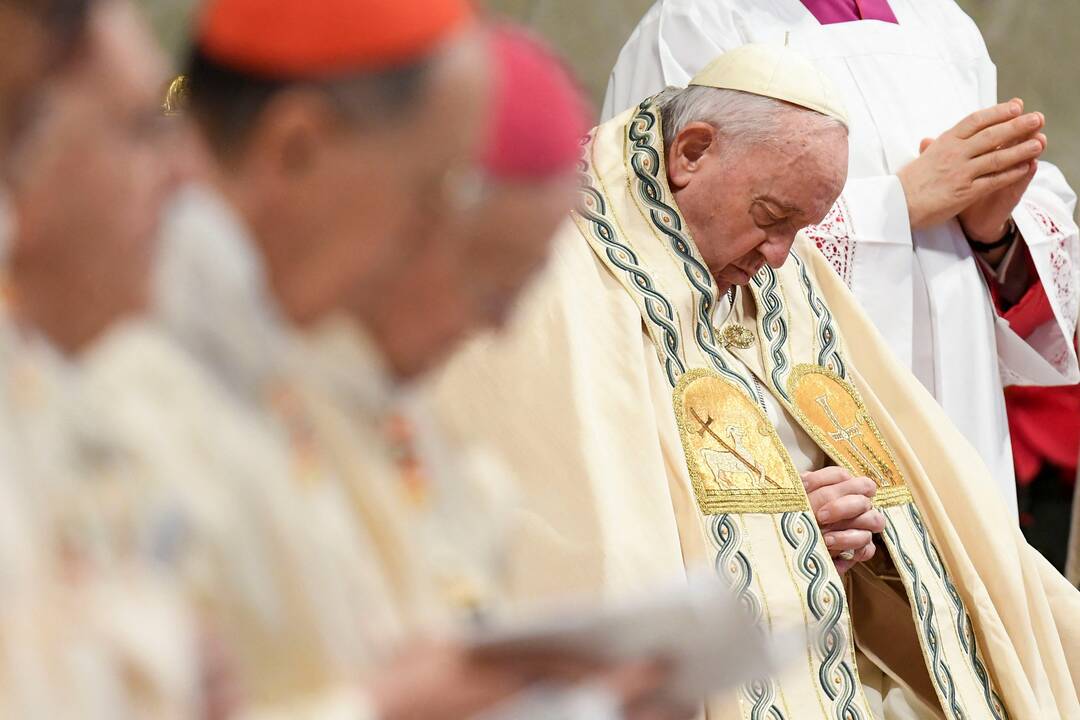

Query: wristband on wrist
[967,218,1018,252]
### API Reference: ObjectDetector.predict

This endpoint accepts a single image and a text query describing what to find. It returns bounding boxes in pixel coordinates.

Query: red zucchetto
[481,23,590,181]
[197,0,474,77]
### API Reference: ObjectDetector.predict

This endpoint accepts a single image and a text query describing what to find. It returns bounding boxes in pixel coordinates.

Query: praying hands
[898,98,1046,244]
[802,467,887,574]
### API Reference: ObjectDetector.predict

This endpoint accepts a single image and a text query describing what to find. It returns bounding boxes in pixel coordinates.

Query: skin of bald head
[197,26,491,330]
[357,171,577,381]
[661,87,849,295]
[6,0,179,354]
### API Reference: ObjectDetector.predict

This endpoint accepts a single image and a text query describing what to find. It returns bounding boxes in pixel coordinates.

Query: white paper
[472,685,622,720]
[468,571,797,708]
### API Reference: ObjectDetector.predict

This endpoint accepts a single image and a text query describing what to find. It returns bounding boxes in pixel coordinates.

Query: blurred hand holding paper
[468,571,798,709]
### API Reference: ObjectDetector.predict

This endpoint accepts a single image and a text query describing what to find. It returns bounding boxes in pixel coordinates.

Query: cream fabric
[713,299,936,720]
[145,185,423,717]
[857,651,942,720]
[238,687,378,720]
[281,316,444,635]
[806,231,1080,717]
[70,319,392,712]
[689,43,848,125]
[431,104,1080,718]
[301,317,520,624]
[0,320,202,719]
[155,183,537,717]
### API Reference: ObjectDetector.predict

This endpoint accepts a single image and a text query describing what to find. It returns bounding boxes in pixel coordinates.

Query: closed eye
[751,202,789,228]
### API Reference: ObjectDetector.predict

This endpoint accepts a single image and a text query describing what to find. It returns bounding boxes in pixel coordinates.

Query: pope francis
[433,44,1080,719]
[602,0,1080,518]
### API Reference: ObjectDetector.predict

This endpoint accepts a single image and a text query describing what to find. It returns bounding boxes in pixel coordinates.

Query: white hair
[653,85,846,149]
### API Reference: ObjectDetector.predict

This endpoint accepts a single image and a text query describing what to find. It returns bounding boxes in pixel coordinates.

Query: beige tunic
[71,320,401,710]
[154,186,448,717]
[299,316,518,624]
[0,321,201,719]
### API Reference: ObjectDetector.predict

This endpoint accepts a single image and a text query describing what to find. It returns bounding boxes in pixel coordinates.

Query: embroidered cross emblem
[815,394,890,486]
[788,365,910,507]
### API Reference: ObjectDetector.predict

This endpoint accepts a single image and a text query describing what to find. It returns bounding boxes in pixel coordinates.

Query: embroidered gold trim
[674,369,808,514]
[720,323,755,350]
[785,364,913,508]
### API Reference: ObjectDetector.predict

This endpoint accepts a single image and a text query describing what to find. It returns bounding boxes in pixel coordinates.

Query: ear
[666,121,717,190]
[244,89,338,182]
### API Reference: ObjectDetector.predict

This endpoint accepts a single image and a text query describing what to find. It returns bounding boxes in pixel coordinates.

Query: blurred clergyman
[0,0,202,715]
[334,22,588,615]
[154,1,688,717]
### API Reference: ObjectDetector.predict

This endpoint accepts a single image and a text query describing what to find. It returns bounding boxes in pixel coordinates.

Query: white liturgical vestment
[603,0,1080,516]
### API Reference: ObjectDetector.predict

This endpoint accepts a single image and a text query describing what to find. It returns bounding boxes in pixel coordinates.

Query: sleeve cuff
[973,234,1023,285]
[841,175,914,247]
[975,225,1040,308]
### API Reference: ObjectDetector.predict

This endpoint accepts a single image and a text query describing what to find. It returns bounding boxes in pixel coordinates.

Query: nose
[760,233,794,269]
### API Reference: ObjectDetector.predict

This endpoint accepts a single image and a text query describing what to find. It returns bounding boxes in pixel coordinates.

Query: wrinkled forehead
[743,123,847,204]
[787,113,848,167]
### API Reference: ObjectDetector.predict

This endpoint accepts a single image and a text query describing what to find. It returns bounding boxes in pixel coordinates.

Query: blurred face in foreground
[342,23,586,381]
[229,25,492,328]
[362,170,578,381]
[6,0,181,353]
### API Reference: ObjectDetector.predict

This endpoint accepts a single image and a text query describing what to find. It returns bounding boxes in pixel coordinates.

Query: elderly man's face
[7,0,180,351]
[320,29,491,272]
[667,113,848,294]
[357,172,576,381]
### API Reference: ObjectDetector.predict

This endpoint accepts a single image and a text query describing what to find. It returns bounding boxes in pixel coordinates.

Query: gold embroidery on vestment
[674,369,808,514]
[786,365,912,508]
[720,323,755,350]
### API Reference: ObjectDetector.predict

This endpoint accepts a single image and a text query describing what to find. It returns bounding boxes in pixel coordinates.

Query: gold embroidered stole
[572,99,1009,720]
[731,265,1008,720]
